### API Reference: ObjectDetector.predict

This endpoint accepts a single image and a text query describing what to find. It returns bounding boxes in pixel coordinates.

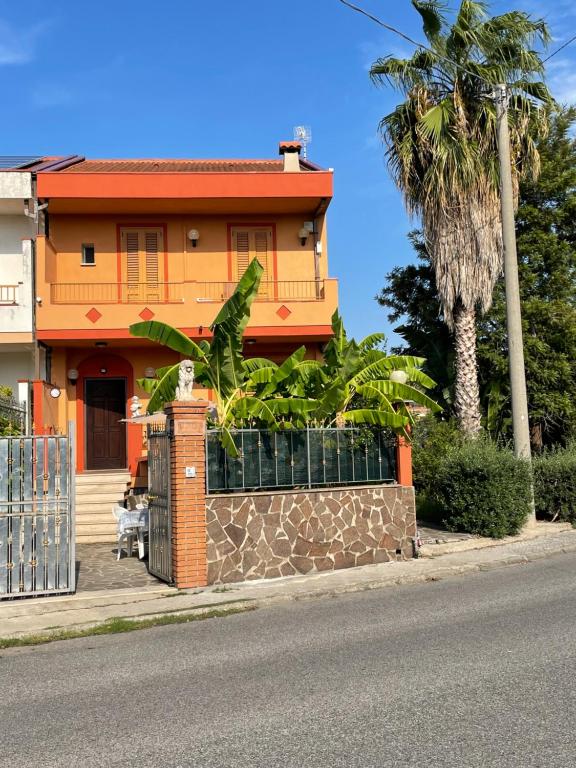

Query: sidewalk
[2,522,575,641]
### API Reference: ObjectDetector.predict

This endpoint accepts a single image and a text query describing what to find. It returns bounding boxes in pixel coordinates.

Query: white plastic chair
[112,505,137,560]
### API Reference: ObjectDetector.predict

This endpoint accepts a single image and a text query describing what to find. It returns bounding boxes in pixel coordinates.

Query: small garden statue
[129,395,142,418]
[175,359,195,401]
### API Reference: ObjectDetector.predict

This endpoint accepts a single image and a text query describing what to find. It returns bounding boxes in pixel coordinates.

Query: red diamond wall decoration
[139,307,155,321]
[85,307,102,323]
[276,305,291,320]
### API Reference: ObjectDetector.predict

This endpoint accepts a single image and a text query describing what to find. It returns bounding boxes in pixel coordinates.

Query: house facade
[33,142,338,483]
[0,158,41,415]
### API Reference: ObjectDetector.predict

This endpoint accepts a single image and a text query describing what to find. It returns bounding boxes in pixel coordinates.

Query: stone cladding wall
[206,484,416,584]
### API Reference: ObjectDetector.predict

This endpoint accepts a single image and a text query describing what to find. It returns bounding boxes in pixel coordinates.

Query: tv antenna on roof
[293,125,312,159]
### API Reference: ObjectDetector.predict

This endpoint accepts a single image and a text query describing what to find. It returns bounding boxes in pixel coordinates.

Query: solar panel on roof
[0,156,43,170]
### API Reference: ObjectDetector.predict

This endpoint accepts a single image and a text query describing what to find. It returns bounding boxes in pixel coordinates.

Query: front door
[85,378,127,470]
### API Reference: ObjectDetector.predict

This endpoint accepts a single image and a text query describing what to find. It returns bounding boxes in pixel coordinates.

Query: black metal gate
[0,432,75,598]
[147,425,172,583]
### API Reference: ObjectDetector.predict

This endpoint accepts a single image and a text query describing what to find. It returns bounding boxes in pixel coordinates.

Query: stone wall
[206,484,416,584]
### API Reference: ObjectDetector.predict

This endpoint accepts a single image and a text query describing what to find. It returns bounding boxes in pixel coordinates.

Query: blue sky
[1,0,575,342]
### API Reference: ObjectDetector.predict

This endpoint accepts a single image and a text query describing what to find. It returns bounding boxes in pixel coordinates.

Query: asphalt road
[2,553,576,768]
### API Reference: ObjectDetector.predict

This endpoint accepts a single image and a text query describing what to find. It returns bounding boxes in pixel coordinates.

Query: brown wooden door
[85,379,127,470]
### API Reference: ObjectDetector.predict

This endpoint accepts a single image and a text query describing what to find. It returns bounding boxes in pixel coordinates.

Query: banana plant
[130,260,317,455]
[288,311,441,431]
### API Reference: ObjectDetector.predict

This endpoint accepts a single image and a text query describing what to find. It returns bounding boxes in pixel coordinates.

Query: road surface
[2,553,575,767]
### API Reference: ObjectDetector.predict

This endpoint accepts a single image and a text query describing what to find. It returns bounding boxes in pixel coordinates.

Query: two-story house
[33,142,338,540]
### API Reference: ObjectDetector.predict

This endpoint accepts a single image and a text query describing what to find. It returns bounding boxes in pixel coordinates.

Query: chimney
[279,141,302,172]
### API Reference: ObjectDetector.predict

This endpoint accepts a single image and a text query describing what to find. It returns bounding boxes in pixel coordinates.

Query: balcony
[37,275,338,342]
[50,280,327,305]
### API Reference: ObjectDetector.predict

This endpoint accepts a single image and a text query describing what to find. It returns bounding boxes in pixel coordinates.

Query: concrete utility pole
[495,83,535,524]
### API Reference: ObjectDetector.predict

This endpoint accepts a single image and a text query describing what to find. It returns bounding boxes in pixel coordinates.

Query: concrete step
[75,472,132,543]
[76,472,131,486]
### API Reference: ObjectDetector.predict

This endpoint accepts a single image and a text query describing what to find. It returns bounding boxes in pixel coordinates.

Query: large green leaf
[357,380,442,412]
[260,346,306,397]
[144,363,180,414]
[129,321,208,360]
[209,259,264,398]
[341,409,408,429]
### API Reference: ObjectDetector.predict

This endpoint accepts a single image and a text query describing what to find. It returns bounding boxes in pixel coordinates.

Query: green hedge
[430,440,532,537]
[533,447,576,525]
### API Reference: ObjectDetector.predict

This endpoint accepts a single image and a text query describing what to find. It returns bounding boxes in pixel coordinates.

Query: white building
[0,158,40,405]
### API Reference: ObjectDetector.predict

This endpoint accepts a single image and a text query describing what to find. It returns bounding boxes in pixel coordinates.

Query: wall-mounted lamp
[246,338,257,345]
[100,368,107,375]
[187,228,200,248]
[144,366,156,379]
[298,227,309,246]
[95,341,107,348]
[67,368,79,383]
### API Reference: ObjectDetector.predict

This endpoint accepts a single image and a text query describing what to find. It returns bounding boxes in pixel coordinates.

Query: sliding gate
[0,432,75,598]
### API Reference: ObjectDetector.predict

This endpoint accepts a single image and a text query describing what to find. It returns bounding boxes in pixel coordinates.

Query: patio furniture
[112,505,149,560]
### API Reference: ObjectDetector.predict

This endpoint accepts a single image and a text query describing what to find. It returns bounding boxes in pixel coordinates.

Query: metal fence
[0,432,75,597]
[147,424,172,583]
[0,395,26,434]
[206,428,397,494]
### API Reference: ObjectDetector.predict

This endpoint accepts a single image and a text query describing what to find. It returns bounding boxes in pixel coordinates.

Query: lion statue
[175,359,195,401]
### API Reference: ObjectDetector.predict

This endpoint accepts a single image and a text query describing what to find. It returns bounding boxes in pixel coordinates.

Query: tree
[377,232,454,411]
[370,0,551,436]
[379,109,576,450]
[131,263,440,452]
[478,107,576,448]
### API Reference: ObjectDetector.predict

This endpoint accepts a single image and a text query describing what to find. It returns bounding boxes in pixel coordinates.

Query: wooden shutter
[121,227,164,302]
[232,227,273,296]
[144,231,160,301]
[234,231,250,279]
[125,231,140,302]
[254,230,271,297]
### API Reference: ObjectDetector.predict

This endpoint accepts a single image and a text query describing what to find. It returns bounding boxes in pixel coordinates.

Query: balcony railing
[50,280,326,305]
[0,285,18,305]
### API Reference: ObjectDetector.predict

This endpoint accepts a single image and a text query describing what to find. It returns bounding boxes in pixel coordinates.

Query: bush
[411,416,463,523]
[430,439,532,538]
[533,447,576,525]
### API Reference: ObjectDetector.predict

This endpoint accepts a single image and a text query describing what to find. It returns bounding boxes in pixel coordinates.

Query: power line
[542,33,576,63]
[338,0,575,89]
[337,0,491,86]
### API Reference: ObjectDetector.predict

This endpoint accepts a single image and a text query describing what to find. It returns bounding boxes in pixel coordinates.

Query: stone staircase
[75,471,131,544]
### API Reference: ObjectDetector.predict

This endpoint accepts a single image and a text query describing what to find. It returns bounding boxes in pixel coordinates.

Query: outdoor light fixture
[187,228,200,247]
[100,368,107,375]
[144,366,156,378]
[67,368,79,383]
[298,227,309,246]
[49,386,61,399]
[95,341,107,348]
[390,370,408,385]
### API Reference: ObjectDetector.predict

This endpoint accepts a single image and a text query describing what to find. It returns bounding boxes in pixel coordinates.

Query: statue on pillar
[175,359,195,401]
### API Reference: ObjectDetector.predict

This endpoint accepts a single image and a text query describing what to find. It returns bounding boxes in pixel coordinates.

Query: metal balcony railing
[0,285,18,305]
[49,280,326,305]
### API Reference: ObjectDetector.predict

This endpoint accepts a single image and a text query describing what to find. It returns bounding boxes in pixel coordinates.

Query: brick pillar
[396,435,413,487]
[164,400,209,589]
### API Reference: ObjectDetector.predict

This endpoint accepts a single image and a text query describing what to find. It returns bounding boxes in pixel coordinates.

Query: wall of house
[205,484,416,584]
[0,350,33,394]
[0,220,35,335]
[46,213,328,285]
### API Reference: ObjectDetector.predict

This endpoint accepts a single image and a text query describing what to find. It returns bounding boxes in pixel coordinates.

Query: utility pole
[494,83,535,525]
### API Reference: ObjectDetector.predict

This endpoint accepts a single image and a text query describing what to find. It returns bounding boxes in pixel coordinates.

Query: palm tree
[370,0,552,435]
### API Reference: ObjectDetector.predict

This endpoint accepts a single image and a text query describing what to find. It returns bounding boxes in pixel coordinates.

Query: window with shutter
[231,227,273,297]
[121,227,164,302]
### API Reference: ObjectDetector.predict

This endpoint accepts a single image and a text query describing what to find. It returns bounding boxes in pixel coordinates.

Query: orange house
[34,142,338,483]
